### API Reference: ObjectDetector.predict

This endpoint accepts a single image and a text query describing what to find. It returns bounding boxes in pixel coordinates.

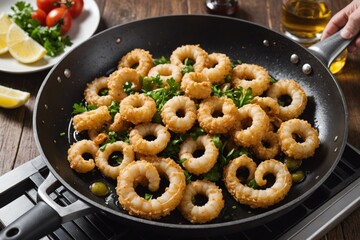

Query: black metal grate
[0,144,359,240]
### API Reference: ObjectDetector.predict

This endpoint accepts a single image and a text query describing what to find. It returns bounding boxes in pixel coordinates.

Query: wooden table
[0,0,359,239]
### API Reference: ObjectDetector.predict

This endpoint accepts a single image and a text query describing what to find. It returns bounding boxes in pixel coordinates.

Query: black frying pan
[0,15,348,240]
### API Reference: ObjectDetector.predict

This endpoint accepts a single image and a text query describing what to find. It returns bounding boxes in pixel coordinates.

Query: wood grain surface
[0,0,359,239]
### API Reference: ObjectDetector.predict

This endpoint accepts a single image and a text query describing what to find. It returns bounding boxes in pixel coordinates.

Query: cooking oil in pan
[281,0,331,44]
[329,49,348,74]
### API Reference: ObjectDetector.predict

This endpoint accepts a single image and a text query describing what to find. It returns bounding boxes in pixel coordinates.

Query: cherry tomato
[61,0,84,18]
[31,9,47,26]
[36,0,59,14]
[46,7,72,35]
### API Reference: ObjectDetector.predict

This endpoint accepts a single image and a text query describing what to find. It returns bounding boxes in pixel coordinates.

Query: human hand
[321,0,360,53]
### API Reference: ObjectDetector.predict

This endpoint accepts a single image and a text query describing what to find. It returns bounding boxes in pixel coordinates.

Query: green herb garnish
[181,58,195,75]
[211,84,254,108]
[154,56,170,65]
[144,193,153,200]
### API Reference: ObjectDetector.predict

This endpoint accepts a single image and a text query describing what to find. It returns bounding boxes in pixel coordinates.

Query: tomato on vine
[61,0,84,18]
[36,0,59,14]
[46,7,72,35]
[31,8,47,26]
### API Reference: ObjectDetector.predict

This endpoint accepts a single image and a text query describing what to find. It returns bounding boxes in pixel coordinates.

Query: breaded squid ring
[129,123,171,155]
[223,156,292,208]
[251,131,280,160]
[147,64,182,84]
[252,96,280,117]
[95,141,134,179]
[178,180,224,223]
[117,157,186,220]
[161,96,197,133]
[84,76,114,107]
[201,52,232,84]
[232,64,270,96]
[120,93,157,125]
[118,48,153,77]
[181,72,212,99]
[68,140,98,173]
[88,130,108,145]
[170,44,208,72]
[108,113,132,132]
[197,96,238,134]
[179,135,219,175]
[232,104,270,147]
[73,106,112,132]
[266,79,307,120]
[108,68,140,102]
[278,119,320,159]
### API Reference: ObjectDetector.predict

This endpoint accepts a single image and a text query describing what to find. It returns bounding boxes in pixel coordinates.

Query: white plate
[0,0,100,74]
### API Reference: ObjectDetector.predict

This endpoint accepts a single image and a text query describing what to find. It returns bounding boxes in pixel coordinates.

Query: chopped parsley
[154,56,170,65]
[72,102,97,115]
[211,84,253,108]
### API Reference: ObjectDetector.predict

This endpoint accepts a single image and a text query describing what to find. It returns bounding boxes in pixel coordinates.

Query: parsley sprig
[142,76,183,112]
[202,135,250,182]
[211,84,253,108]
[72,102,97,114]
[10,1,72,57]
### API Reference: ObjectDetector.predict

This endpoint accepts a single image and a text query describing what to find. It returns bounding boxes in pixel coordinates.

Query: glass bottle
[205,0,238,16]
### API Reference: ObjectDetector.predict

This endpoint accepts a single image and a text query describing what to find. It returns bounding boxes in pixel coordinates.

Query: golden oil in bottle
[329,49,348,74]
[281,0,331,43]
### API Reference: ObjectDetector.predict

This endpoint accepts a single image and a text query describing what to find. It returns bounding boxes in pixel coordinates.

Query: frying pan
[0,15,349,239]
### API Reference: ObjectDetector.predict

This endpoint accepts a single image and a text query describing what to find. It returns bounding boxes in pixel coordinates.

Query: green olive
[291,171,305,183]
[284,157,302,171]
[90,181,109,197]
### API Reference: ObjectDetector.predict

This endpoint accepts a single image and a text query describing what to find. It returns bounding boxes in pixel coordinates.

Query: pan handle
[0,172,94,240]
[308,31,353,68]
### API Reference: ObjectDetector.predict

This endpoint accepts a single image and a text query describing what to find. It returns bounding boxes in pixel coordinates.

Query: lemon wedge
[0,13,12,54]
[0,85,30,109]
[6,23,46,63]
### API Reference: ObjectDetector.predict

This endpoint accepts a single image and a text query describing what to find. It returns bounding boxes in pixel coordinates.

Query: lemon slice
[0,85,30,109]
[6,23,46,63]
[0,13,12,54]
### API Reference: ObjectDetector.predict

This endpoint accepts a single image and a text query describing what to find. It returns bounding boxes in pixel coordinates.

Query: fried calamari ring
[108,67,140,102]
[178,180,224,223]
[232,63,270,96]
[95,141,134,179]
[161,96,197,133]
[223,156,292,208]
[179,135,219,175]
[251,131,280,160]
[88,130,108,145]
[170,44,208,72]
[197,96,238,134]
[129,123,171,155]
[232,104,270,147]
[68,140,98,173]
[147,64,182,84]
[252,96,280,117]
[181,72,212,99]
[120,93,157,125]
[278,119,320,159]
[118,48,153,77]
[117,157,186,220]
[266,79,307,120]
[84,76,114,107]
[108,112,132,132]
[201,52,232,84]
[73,106,112,132]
